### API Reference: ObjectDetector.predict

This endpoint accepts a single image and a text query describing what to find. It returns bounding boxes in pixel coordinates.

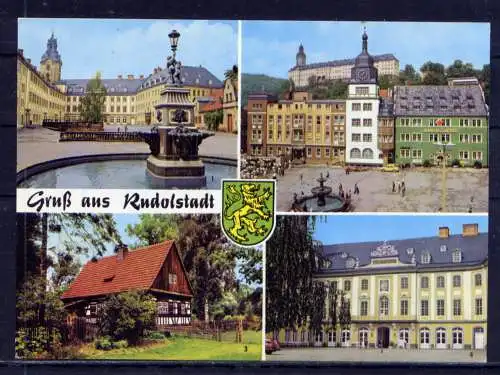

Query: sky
[312,215,488,245]
[18,18,237,80]
[242,21,490,78]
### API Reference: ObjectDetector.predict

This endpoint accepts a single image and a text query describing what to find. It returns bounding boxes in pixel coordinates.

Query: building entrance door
[474,328,485,349]
[377,327,390,348]
[227,113,233,132]
[436,328,447,349]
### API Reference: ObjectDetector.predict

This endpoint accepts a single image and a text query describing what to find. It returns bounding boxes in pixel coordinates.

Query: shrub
[99,291,156,346]
[113,340,129,349]
[145,331,165,341]
[95,336,113,351]
[451,159,461,167]
[223,315,234,321]
[422,159,432,168]
[474,160,483,169]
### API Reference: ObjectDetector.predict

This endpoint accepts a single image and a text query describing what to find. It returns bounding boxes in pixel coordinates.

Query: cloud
[18,19,237,80]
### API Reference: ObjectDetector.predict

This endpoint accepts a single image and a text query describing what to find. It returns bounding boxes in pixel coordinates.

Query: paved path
[17,127,237,172]
[266,348,485,362]
[276,165,488,213]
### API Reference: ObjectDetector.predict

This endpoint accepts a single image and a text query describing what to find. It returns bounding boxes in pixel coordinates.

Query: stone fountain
[144,30,214,188]
[291,173,349,212]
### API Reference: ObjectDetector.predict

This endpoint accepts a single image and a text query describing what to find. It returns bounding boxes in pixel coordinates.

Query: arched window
[362,148,374,159]
[436,327,447,349]
[359,327,369,348]
[379,296,389,316]
[421,251,431,264]
[420,328,430,349]
[350,148,361,159]
[341,329,350,347]
[436,276,445,288]
[452,328,464,349]
[399,328,409,347]
[420,276,429,289]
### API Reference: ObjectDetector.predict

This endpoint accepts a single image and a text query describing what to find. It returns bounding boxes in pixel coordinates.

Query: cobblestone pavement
[276,165,488,213]
[17,127,237,172]
[266,348,486,362]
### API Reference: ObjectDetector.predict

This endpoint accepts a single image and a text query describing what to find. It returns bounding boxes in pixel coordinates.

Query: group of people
[392,179,406,197]
[240,156,288,179]
[338,182,360,201]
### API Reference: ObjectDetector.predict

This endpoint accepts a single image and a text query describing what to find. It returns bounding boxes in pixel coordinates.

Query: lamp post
[434,140,454,212]
[168,29,180,59]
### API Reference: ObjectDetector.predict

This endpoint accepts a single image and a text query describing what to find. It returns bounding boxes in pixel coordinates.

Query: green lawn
[81,332,262,361]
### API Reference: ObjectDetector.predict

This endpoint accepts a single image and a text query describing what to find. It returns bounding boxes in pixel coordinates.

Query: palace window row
[351,102,373,111]
[351,118,373,127]
[400,149,422,159]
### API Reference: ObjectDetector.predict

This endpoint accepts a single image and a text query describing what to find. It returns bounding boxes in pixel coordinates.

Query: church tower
[296,44,306,67]
[40,33,62,83]
[345,28,383,166]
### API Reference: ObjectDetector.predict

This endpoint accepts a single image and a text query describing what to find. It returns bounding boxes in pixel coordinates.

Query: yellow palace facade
[17,33,228,128]
[274,224,487,350]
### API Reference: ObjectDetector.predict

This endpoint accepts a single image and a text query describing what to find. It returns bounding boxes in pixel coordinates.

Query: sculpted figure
[174,61,182,84]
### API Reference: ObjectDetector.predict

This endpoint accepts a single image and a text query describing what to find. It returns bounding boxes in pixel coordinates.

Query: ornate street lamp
[168,29,180,57]
[434,140,455,212]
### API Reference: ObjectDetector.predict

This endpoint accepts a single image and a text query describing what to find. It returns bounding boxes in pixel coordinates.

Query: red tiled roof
[61,240,175,300]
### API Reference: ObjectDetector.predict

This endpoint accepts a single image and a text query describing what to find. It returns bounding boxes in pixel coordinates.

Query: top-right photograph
[241,21,490,213]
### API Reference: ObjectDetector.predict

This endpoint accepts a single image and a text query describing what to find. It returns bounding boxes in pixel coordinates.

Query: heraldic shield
[221,179,276,247]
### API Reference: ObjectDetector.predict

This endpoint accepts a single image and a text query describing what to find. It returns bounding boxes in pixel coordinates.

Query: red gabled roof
[61,240,175,300]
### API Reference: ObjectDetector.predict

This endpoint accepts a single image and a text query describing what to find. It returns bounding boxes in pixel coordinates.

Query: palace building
[246,31,489,167]
[17,33,234,130]
[275,223,487,351]
[288,44,399,88]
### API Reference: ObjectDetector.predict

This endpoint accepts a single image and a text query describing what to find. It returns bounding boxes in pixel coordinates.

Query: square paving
[266,348,486,362]
[276,166,488,213]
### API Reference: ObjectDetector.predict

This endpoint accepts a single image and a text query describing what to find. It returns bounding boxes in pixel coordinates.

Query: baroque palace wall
[17,34,236,131]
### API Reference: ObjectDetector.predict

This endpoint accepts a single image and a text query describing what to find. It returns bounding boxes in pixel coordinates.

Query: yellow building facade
[221,77,238,133]
[274,224,487,351]
[18,34,229,128]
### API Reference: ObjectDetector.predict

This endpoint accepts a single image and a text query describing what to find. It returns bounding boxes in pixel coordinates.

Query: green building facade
[393,85,488,167]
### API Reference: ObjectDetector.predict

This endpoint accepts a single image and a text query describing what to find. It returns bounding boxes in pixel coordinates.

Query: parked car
[381,163,399,172]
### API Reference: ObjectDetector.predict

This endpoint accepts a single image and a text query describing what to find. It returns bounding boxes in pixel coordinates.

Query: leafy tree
[420,61,447,85]
[99,290,157,346]
[266,215,319,333]
[310,79,348,100]
[50,249,80,290]
[309,282,326,336]
[80,72,107,123]
[308,75,318,88]
[234,246,262,284]
[378,74,399,90]
[125,214,179,247]
[398,64,421,85]
[446,59,476,78]
[478,64,490,104]
[327,287,350,343]
[224,65,238,83]
[204,109,224,131]
[241,73,288,106]
[279,79,295,100]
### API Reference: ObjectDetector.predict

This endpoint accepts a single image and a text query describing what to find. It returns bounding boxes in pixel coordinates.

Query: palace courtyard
[266,347,486,363]
[17,127,237,172]
[276,165,488,213]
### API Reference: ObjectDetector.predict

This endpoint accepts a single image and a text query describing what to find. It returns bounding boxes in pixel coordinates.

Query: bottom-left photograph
[16,213,262,361]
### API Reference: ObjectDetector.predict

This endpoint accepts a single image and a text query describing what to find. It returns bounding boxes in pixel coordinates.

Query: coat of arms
[221,179,275,246]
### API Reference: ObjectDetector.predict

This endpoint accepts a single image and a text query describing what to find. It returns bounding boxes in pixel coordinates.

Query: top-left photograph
[17,19,238,189]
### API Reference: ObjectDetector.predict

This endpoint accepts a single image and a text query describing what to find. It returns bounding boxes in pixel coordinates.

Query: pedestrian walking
[125,125,128,132]
[354,183,359,195]
[397,182,401,193]
[401,186,406,197]
[272,173,277,180]
[326,171,329,178]
[392,181,396,193]
[300,174,303,183]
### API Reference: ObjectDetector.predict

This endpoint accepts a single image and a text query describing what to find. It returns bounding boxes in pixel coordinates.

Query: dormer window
[452,249,462,263]
[406,248,414,255]
[421,251,431,264]
[440,245,447,252]
[340,252,348,259]
[346,257,356,269]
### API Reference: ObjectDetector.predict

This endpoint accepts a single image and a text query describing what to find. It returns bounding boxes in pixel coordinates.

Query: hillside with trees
[241,73,288,106]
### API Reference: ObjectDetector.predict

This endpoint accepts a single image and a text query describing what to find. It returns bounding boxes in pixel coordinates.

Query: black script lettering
[27,190,72,212]
[123,193,140,210]
[81,196,110,208]
[199,193,214,209]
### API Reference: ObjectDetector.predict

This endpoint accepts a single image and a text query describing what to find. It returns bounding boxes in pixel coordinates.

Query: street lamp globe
[168,29,180,51]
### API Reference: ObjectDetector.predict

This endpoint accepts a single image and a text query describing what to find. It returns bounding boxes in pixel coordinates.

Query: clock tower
[345,28,383,166]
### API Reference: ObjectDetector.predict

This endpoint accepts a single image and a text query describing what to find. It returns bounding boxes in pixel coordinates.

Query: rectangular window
[363,103,372,111]
[475,273,482,286]
[352,119,361,127]
[361,279,369,290]
[363,118,372,127]
[307,147,312,157]
[352,103,361,111]
[453,299,462,316]
[316,148,321,158]
[400,300,408,316]
[344,280,351,291]
[475,298,483,315]
[360,300,368,316]
[453,275,461,287]
[411,133,422,142]
[352,133,361,142]
[400,277,408,289]
[436,299,445,316]
[421,300,429,316]
[355,87,369,96]
[420,276,429,289]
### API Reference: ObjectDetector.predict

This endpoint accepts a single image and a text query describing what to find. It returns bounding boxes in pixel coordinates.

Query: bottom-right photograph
[265,214,488,363]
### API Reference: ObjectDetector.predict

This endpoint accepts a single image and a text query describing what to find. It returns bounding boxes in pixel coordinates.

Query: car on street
[381,164,399,172]
[265,338,281,355]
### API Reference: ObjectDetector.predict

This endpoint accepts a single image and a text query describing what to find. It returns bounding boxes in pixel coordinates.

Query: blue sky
[312,215,488,244]
[18,19,237,80]
[242,21,490,78]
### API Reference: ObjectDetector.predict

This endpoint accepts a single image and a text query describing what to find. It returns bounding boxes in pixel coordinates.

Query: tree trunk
[40,213,48,279]
[204,298,209,323]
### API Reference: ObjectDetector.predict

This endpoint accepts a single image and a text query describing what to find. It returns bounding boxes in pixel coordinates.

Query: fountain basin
[17,153,236,189]
[291,193,350,212]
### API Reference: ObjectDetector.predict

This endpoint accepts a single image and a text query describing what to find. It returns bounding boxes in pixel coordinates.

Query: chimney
[116,244,129,261]
[18,49,23,56]
[438,226,450,238]
[118,74,123,79]
[27,58,31,64]
[139,74,144,79]
[127,74,134,80]
[462,223,479,237]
